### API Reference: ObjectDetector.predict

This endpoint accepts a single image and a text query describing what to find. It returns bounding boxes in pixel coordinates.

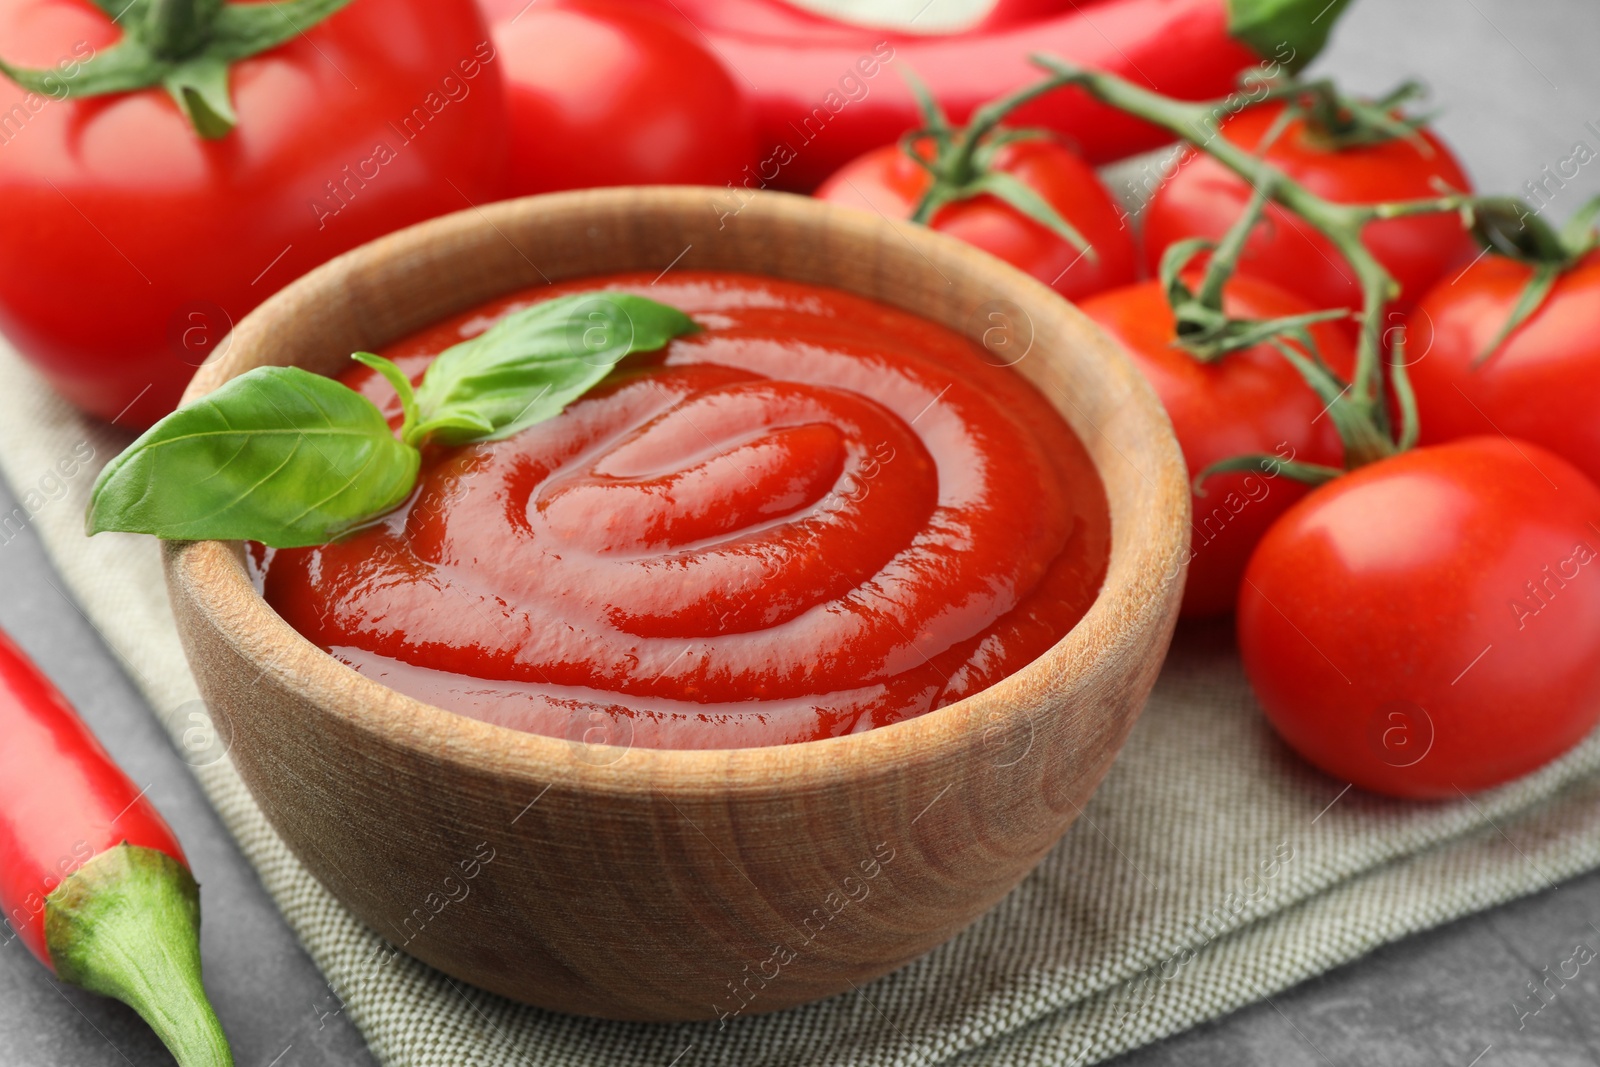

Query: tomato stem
[143,0,225,60]
[1157,177,1351,366]
[1027,56,1527,475]
[0,0,357,139]
[1560,194,1600,252]
[1389,333,1421,452]
[1195,453,1343,496]
[1196,175,1274,311]
[944,72,1080,182]
[1464,194,1600,363]
[1292,78,1436,152]
[899,67,1097,261]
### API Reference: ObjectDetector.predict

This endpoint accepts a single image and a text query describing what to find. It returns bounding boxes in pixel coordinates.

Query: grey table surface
[2,1,1599,1065]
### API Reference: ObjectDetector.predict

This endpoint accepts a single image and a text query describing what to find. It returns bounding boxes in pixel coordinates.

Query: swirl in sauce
[257,273,1110,749]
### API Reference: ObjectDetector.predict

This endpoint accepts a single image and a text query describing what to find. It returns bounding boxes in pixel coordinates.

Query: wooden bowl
[163,187,1189,1021]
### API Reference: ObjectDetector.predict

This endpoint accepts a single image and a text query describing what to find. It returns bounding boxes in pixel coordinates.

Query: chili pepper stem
[1227,0,1353,72]
[45,844,233,1067]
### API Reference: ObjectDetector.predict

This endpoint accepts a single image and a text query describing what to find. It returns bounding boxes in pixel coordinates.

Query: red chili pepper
[0,629,231,1066]
[630,0,1353,190]
[968,0,1085,32]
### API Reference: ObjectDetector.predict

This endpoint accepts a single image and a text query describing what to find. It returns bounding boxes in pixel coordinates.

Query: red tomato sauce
[256,272,1109,749]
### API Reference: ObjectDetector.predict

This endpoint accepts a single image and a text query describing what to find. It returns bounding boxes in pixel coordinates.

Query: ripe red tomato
[814,138,1137,303]
[1239,437,1600,798]
[1143,102,1477,313]
[0,0,509,427]
[493,1,759,196]
[1406,249,1600,486]
[1080,274,1352,616]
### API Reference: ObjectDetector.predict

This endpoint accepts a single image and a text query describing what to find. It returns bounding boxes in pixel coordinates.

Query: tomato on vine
[1081,191,1355,617]
[1407,201,1600,486]
[1039,59,1600,798]
[815,72,1136,302]
[1142,86,1478,312]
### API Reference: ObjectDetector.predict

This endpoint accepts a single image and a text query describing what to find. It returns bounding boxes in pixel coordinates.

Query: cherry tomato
[493,0,759,196]
[0,0,509,428]
[1239,437,1600,798]
[814,138,1137,303]
[1407,249,1600,486]
[1080,274,1352,616]
[1143,102,1477,313]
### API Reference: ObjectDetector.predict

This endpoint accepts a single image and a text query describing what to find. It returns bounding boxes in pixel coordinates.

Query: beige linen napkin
[3,335,1599,1067]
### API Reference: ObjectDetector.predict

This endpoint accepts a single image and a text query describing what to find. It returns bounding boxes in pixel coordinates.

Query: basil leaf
[410,293,700,445]
[87,366,419,548]
[87,294,697,548]
[352,351,419,430]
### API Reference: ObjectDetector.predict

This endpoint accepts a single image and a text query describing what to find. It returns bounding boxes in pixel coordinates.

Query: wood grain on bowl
[162,187,1189,1021]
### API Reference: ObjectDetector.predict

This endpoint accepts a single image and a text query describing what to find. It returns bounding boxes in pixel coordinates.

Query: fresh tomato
[493,0,758,196]
[0,0,509,427]
[1081,273,1352,616]
[1406,249,1600,486]
[1142,102,1477,313]
[1239,437,1600,798]
[815,138,1137,302]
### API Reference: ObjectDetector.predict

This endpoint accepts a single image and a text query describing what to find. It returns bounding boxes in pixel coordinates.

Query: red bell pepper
[624,0,1353,189]
[0,629,231,1066]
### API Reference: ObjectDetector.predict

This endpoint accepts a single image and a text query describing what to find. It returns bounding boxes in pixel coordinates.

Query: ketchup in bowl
[256,272,1109,749]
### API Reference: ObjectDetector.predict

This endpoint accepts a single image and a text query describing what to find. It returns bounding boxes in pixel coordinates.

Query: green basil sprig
[87,293,699,547]
[87,367,421,549]
[411,292,698,445]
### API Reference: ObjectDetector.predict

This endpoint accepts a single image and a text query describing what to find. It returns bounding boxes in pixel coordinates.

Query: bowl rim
[164,186,1189,796]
